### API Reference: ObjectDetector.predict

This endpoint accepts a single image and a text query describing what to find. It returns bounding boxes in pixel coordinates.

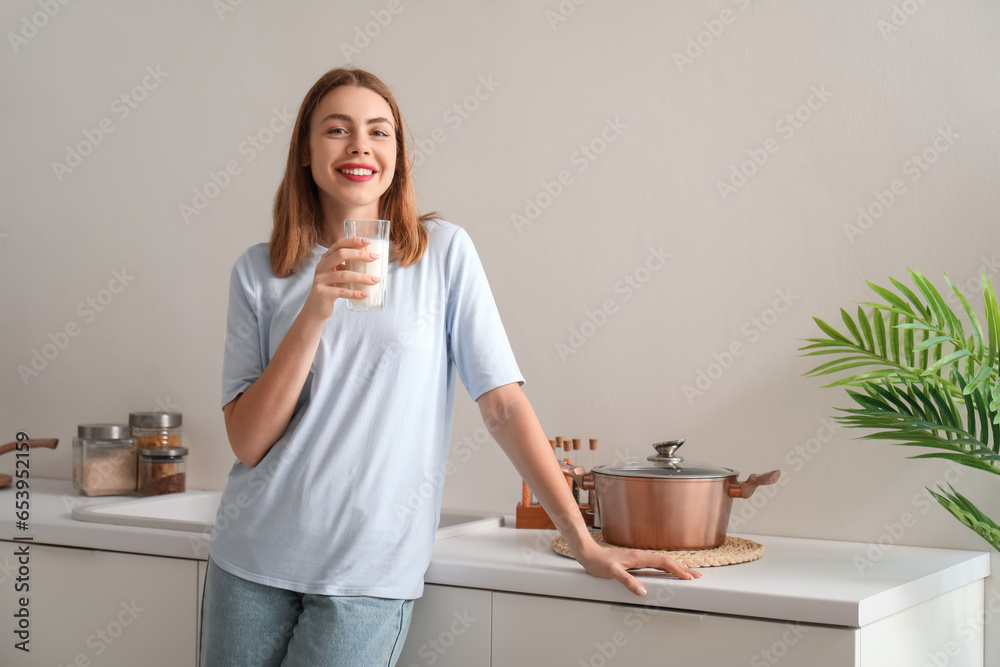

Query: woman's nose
[348,138,371,155]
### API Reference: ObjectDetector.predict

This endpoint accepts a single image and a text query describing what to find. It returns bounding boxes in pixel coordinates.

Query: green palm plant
[801,268,1000,551]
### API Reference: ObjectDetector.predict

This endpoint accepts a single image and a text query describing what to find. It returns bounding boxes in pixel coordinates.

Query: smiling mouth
[339,168,375,176]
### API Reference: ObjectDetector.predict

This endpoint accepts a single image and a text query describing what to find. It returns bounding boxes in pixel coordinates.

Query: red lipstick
[337,163,377,182]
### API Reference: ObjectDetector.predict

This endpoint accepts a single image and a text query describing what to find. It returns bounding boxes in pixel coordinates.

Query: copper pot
[563,439,779,551]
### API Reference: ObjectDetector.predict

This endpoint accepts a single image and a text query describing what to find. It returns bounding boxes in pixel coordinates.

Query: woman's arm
[223,312,325,466]
[224,237,379,466]
[478,383,701,595]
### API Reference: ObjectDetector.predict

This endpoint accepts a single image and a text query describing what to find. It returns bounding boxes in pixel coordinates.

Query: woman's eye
[372,129,390,138]
[326,127,346,135]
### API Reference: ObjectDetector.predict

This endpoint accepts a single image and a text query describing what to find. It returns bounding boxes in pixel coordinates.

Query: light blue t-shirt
[211,219,523,598]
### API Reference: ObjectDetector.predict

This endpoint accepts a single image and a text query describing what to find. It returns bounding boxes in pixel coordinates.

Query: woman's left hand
[572,539,701,596]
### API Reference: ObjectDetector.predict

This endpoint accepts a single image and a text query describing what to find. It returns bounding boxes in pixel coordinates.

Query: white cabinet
[857,583,983,666]
[0,543,200,667]
[489,583,984,667]
[398,584,492,667]
[0,541,984,667]
[492,591,855,667]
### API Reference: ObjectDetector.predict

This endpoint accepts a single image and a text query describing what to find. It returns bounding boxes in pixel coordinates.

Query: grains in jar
[72,424,137,496]
[137,446,188,497]
[129,411,182,449]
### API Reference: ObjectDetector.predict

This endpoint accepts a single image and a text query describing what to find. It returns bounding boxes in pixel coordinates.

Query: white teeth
[341,168,374,175]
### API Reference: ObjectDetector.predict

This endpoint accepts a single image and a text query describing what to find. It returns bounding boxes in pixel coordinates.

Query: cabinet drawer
[492,591,856,667]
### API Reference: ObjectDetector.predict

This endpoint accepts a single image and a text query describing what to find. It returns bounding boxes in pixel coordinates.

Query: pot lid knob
[648,439,685,465]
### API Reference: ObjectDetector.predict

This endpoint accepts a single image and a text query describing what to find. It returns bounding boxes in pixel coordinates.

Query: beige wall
[3,0,999,659]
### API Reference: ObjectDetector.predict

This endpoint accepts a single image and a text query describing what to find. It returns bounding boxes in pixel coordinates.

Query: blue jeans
[199,556,414,667]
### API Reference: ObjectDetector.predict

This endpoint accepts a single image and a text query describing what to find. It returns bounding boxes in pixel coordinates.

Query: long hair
[270,67,434,278]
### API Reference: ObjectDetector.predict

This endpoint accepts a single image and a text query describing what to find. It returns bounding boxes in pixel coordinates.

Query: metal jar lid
[138,446,189,460]
[129,412,182,429]
[77,423,133,440]
[592,439,736,479]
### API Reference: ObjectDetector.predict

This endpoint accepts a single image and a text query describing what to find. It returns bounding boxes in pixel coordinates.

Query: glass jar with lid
[137,446,189,496]
[129,411,182,449]
[72,424,137,496]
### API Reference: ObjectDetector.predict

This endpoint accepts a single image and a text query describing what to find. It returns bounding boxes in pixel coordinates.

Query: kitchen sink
[71,491,502,538]
[435,510,504,540]
[72,491,222,533]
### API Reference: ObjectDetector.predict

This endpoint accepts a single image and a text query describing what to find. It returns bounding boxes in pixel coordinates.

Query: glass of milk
[343,218,390,312]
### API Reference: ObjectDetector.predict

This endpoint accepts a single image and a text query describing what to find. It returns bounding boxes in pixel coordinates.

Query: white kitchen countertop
[426,522,990,627]
[1,479,990,628]
[0,479,213,560]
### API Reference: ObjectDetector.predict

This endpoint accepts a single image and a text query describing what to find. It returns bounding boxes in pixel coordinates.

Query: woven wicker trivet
[552,531,764,567]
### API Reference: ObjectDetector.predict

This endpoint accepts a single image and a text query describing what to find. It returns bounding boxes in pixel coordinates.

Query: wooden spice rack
[516,436,598,529]
[515,500,596,529]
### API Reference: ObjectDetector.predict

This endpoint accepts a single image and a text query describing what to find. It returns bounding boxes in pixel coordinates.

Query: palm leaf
[889,311,900,364]
[929,486,1000,551]
[866,280,913,313]
[802,268,1000,554]
[895,322,944,332]
[914,335,952,352]
[971,383,994,448]
[965,363,995,396]
[919,327,930,373]
[925,349,973,376]
[873,310,887,359]
[812,317,852,345]
[947,274,985,355]
[841,308,864,348]
[984,276,999,370]
[857,306,875,353]
[909,453,1000,474]
[890,275,929,320]
[910,268,965,343]
[904,318,915,367]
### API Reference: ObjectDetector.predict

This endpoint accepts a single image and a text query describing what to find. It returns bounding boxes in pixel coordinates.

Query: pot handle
[728,470,780,499]
[0,438,59,457]
[558,461,595,491]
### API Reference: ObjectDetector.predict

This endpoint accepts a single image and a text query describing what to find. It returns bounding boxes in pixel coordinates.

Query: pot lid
[592,439,736,479]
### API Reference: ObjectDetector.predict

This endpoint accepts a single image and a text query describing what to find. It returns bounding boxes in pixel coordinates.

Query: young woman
[200,67,700,667]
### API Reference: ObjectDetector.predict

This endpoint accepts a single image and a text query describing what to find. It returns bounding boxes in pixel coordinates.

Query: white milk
[347,238,390,310]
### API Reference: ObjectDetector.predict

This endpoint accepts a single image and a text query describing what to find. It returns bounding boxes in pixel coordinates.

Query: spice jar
[73,424,137,496]
[137,447,188,496]
[130,411,182,449]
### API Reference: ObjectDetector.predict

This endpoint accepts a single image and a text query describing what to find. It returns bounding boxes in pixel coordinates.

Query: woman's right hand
[301,236,382,322]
